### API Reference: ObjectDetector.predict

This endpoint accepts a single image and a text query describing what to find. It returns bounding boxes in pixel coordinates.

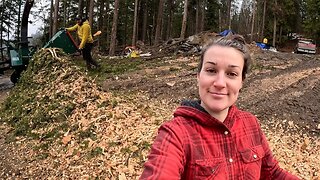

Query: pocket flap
[239,145,265,163]
[195,158,223,176]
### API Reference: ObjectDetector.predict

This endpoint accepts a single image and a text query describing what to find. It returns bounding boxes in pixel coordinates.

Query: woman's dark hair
[75,16,88,22]
[198,34,251,80]
[81,16,88,22]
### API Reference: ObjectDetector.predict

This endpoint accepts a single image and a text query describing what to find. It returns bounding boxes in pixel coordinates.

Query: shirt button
[229,158,233,163]
[224,131,229,135]
[253,154,257,159]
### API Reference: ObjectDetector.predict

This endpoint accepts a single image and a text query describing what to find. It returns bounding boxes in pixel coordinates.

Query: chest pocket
[239,145,265,179]
[194,158,227,180]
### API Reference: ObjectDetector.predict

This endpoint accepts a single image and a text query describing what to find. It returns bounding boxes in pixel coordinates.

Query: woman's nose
[213,73,226,88]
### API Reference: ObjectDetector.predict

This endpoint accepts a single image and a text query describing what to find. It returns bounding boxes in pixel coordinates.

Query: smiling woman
[197,45,244,121]
[139,35,300,180]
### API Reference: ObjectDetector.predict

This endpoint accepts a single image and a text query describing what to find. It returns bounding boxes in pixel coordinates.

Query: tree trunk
[102,0,110,52]
[200,0,205,32]
[155,0,164,44]
[97,0,105,48]
[272,16,277,47]
[142,0,148,43]
[89,0,94,27]
[166,0,173,39]
[53,0,59,35]
[261,0,266,41]
[227,0,232,29]
[124,1,128,46]
[109,0,120,56]
[132,0,138,46]
[78,0,83,17]
[272,0,277,47]
[0,0,3,60]
[196,0,200,33]
[17,0,22,41]
[180,0,188,39]
[63,0,66,27]
[49,0,54,38]
[250,0,256,42]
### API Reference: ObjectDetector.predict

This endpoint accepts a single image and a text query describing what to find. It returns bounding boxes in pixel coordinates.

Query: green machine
[7,0,35,83]
[0,0,78,83]
[43,30,78,54]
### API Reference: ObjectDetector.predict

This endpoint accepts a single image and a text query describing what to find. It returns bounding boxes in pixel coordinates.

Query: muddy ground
[0,46,320,179]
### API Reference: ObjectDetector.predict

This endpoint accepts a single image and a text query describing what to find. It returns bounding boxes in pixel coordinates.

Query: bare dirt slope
[103,51,320,135]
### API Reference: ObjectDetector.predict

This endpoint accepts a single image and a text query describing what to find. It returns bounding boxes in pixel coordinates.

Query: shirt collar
[176,100,237,129]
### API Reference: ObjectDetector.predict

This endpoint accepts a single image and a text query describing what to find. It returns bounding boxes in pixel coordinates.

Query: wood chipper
[0,0,78,83]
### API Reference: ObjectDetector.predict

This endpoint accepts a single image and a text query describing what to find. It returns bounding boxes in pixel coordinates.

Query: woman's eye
[206,69,216,73]
[228,72,238,77]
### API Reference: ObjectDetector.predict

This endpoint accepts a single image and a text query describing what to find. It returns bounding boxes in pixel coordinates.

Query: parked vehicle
[295,38,316,54]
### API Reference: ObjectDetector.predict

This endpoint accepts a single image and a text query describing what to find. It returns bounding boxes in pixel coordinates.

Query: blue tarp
[256,42,270,49]
[219,29,236,36]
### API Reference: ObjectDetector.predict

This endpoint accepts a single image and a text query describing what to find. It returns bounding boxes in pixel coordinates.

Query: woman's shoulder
[158,111,202,137]
[161,114,191,129]
[81,22,90,29]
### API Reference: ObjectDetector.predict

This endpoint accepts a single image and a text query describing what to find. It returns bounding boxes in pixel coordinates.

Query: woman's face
[197,45,244,117]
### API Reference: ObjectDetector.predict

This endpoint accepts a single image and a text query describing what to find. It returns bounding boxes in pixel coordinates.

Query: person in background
[140,35,300,179]
[66,16,100,70]
[263,37,268,44]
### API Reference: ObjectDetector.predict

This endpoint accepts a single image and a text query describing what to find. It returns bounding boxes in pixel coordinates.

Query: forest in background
[0,0,319,56]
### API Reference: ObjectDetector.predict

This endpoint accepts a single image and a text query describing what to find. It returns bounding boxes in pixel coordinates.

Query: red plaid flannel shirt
[140,104,300,180]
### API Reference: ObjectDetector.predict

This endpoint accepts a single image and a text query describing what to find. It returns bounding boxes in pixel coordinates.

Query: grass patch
[88,147,103,158]
[78,126,97,141]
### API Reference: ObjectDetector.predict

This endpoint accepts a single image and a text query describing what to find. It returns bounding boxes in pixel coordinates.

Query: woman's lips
[209,91,227,96]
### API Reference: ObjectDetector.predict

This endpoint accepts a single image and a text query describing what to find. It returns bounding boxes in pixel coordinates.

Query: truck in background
[295,38,317,54]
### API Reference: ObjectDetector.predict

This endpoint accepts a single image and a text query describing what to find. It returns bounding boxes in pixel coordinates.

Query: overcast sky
[28,21,42,36]
[28,0,47,36]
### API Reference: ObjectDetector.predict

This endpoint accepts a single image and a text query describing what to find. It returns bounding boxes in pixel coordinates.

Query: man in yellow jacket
[66,16,100,70]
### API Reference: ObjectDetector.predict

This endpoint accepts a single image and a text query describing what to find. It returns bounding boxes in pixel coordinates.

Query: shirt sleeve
[140,121,186,179]
[66,24,78,32]
[79,24,90,49]
[259,128,300,179]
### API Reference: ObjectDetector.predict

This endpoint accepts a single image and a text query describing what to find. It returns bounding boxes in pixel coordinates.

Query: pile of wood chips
[0,48,170,179]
